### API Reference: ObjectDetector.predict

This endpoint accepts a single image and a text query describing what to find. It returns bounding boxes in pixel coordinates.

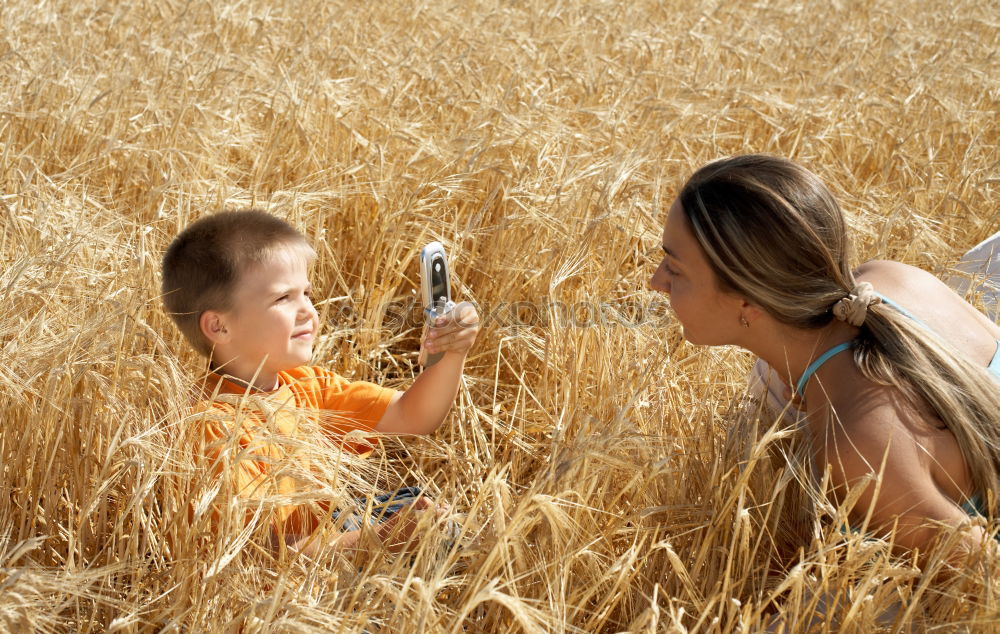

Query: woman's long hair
[679,154,1000,514]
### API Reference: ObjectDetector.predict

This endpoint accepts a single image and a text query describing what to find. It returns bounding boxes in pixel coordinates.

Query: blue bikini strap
[874,292,920,322]
[794,291,933,397]
[795,341,856,397]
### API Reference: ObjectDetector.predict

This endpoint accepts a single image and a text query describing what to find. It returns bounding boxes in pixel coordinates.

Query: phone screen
[430,255,450,310]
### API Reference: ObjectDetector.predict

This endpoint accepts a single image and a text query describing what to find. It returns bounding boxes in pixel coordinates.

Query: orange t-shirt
[191,366,397,535]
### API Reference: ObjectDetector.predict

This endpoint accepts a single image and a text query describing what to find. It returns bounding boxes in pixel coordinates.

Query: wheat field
[1,0,998,631]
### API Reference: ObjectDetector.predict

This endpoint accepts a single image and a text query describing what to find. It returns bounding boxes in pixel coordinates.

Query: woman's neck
[740,318,859,394]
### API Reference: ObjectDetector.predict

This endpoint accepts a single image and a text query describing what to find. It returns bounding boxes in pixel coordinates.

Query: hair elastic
[832,282,881,327]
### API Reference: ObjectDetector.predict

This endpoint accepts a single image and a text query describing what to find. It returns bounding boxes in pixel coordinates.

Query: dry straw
[1,0,997,631]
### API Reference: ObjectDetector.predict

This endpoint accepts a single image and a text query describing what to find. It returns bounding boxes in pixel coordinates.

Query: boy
[161,209,478,555]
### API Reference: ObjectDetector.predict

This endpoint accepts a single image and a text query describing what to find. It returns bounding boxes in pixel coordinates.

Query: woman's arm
[820,397,990,558]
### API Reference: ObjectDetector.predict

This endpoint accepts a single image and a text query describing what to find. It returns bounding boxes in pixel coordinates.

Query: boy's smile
[204,246,319,390]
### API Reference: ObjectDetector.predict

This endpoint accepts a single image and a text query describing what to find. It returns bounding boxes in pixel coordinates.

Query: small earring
[740,316,750,328]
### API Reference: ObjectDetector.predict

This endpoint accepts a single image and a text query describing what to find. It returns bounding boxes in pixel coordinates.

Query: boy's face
[213,247,319,382]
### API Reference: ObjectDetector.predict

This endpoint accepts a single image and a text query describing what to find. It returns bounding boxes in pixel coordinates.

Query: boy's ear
[200,310,231,346]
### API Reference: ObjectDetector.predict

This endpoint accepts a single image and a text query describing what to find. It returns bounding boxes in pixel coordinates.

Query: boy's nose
[299,297,318,320]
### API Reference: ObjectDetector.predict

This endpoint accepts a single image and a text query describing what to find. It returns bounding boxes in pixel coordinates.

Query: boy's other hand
[423,301,479,357]
[376,497,452,552]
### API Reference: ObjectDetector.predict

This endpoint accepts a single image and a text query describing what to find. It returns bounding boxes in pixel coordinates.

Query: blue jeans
[332,486,424,532]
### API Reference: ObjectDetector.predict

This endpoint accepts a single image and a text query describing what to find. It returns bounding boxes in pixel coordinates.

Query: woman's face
[650,199,745,345]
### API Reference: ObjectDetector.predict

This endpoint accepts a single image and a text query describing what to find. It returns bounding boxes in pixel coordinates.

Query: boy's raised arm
[375,302,479,435]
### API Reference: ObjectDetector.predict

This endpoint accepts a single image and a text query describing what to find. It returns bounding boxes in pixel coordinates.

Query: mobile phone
[419,241,454,367]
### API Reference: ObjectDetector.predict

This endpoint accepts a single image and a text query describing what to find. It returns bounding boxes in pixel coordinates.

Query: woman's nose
[650,264,670,293]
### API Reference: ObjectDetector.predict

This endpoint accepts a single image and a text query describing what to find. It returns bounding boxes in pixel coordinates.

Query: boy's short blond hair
[161,209,315,356]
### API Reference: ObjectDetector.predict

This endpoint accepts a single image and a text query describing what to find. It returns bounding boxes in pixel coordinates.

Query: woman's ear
[200,310,231,346]
[740,300,765,325]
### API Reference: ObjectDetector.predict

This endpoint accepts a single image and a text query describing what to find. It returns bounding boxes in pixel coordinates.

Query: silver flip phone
[419,241,455,367]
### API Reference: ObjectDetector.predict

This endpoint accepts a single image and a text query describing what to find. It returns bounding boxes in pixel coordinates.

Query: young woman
[650,154,1000,555]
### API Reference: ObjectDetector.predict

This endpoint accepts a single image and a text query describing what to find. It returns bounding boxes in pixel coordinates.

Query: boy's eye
[277,294,290,302]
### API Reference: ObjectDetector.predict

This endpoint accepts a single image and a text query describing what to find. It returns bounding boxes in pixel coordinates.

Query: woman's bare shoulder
[854,259,1000,348]
[854,259,940,289]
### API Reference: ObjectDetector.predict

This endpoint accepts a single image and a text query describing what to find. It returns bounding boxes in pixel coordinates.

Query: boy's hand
[422,301,479,358]
[381,301,478,434]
